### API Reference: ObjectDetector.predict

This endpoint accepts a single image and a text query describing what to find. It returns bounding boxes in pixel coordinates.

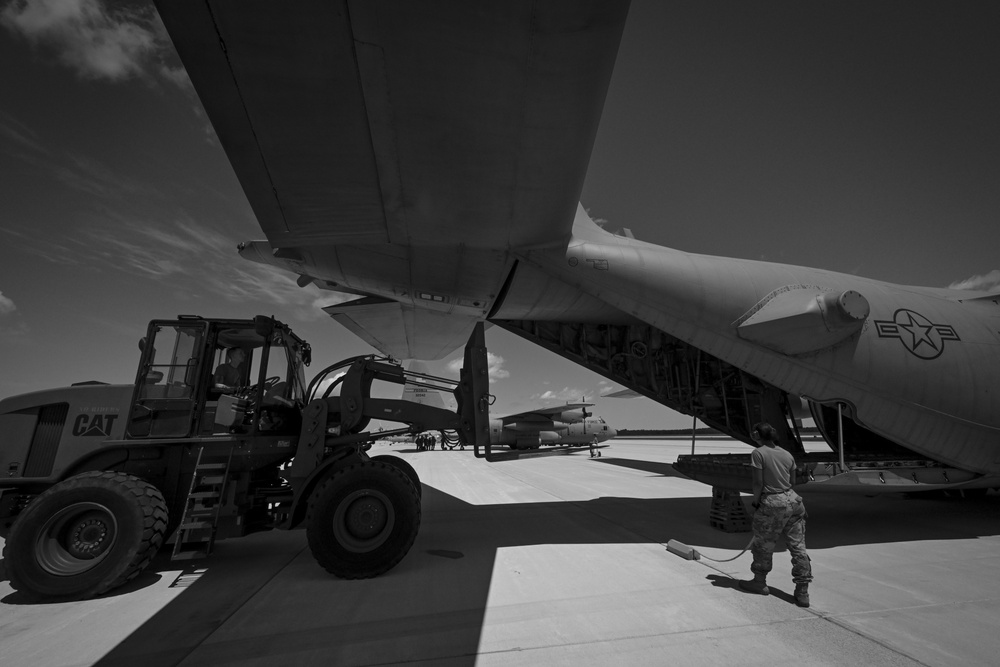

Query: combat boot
[794,583,810,608]
[738,573,769,596]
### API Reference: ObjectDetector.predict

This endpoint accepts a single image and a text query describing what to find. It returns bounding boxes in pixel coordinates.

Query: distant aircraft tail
[403,361,452,410]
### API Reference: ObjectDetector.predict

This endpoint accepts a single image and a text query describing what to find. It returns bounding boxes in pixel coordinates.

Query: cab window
[141,325,203,398]
[260,333,304,406]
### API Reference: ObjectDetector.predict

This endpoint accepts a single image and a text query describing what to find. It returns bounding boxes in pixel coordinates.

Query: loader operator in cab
[213,347,245,394]
[738,421,813,608]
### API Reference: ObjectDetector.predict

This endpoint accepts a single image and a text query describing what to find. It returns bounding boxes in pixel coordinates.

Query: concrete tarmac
[3,437,1000,666]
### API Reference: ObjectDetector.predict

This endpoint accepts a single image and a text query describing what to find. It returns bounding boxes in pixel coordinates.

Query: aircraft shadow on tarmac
[3,475,997,666]
[596,456,692,479]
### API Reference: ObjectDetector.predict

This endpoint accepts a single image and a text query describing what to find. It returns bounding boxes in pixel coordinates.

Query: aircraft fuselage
[503,211,1000,473]
[490,416,616,450]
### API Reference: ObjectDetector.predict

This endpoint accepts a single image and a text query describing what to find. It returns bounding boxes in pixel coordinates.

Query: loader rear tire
[4,471,168,601]
[306,461,420,579]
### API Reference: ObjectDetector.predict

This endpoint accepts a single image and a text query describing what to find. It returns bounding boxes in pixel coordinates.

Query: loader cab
[127,316,310,439]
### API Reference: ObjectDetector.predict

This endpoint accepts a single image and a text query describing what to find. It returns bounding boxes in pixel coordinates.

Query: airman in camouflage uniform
[750,489,811,585]
[738,422,813,607]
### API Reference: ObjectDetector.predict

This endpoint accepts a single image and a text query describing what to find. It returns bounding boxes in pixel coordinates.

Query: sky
[1,0,999,431]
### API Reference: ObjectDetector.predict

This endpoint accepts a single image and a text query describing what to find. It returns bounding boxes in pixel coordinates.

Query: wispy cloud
[597,380,619,396]
[217,263,353,320]
[0,291,16,315]
[447,352,509,382]
[96,217,353,319]
[4,211,353,321]
[585,207,608,228]
[157,63,193,95]
[1,0,189,91]
[487,353,510,381]
[53,152,155,200]
[0,110,47,153]
[86,227,189,278]
[0,291,28,341]
[0,320,30,341]
[949,270,1000,292]
[1,225,98,268]
[531,387,587,403]
[0,115,164,204]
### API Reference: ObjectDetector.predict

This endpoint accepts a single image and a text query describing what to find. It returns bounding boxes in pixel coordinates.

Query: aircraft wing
[156,1,630,358]
[500,403,592,425]
[604,388,642,398]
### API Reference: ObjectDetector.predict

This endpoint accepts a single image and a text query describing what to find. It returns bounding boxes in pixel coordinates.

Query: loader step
[198,475,226,485]
[179,521,212,530]
[187,490,223,498]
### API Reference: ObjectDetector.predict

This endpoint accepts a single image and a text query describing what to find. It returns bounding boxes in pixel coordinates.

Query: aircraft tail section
[403,361,453,410]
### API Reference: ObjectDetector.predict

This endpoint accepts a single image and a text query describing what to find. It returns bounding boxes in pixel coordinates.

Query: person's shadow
[707,573,797,606]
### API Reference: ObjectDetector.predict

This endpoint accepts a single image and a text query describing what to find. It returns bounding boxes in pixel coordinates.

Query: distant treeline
[617,426,821,436]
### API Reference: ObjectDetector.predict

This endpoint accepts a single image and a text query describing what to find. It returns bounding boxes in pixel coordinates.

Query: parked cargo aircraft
[400,366,616,450]
[489,404,615,451]
[156,2,1000,495]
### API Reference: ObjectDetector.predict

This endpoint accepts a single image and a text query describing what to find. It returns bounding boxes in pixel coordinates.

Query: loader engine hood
[0,384,134,442]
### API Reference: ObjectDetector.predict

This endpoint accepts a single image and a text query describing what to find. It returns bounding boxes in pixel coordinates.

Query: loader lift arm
[265,323,491,580]
[284,323,491,526]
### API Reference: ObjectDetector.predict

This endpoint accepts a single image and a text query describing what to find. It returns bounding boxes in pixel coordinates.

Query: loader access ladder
[172,446,233,560]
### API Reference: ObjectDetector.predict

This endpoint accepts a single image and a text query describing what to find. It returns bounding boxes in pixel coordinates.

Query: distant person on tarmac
[590,434,601,458]
[213,348,245,394]
[738,422,812,608]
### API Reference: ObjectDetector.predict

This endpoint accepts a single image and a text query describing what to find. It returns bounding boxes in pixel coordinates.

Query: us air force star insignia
[874,309,959,360]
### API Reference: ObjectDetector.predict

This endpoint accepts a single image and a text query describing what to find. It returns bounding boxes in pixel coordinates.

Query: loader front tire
[371,454,421,498]
[306,461,420,579]
[4,471,168,601]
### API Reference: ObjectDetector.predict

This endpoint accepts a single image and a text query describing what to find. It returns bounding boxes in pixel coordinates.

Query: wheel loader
[0,315,490,600]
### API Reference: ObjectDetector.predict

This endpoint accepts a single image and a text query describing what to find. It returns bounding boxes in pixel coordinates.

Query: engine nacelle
[551,408,589,424]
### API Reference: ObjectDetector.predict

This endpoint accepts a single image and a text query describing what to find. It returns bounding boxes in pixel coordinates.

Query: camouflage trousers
[750,489,812,584]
